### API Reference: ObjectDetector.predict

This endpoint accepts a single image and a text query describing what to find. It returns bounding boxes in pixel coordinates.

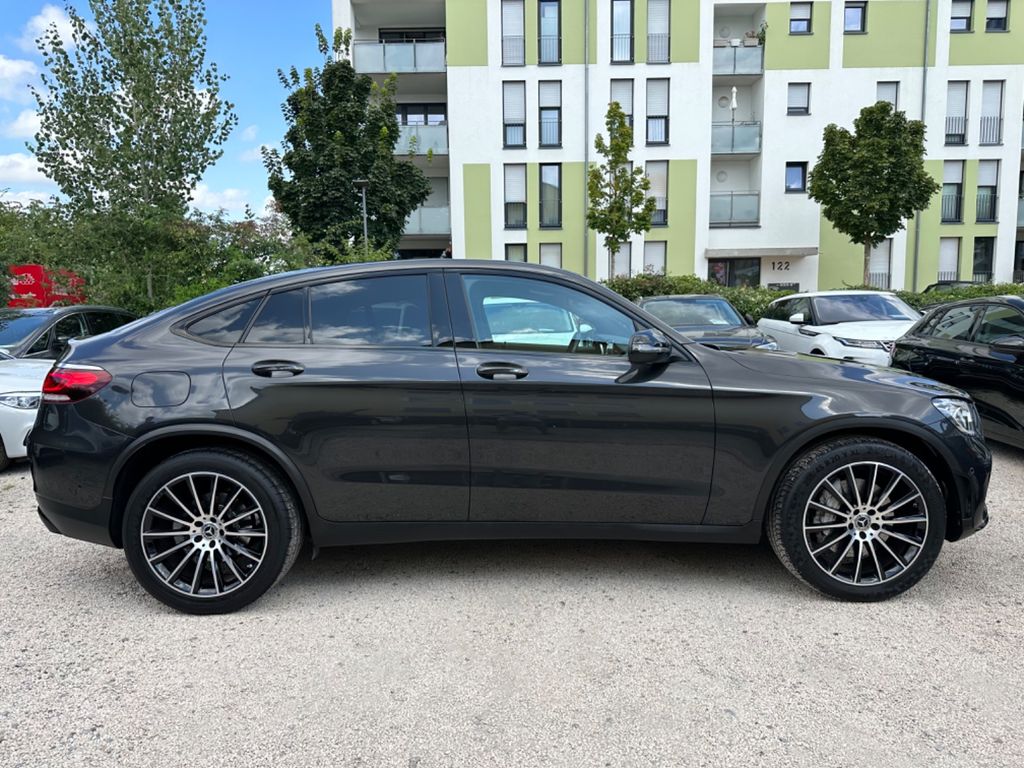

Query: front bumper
[836,347,892,367]
[941,430,991,542]
[0,406,37,460]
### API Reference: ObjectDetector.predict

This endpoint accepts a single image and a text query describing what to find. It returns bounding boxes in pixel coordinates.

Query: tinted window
[310,276,431,346]
[86,311,134,335]
[643,298,743,327]
[463,274,636,355]
[27,327,52,354]
[188,298,261,344]
[246,289,307,344]
[812,294,918,324]
[0,311,50,349]
[764,300,791,321]
[54,314,87,344]
[930,305,979,341]
[976,306,1024,344]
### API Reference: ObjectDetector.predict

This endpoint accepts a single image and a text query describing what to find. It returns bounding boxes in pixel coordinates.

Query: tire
[0,444,10,472]
[123,449,304,614]
[767,437,945,601]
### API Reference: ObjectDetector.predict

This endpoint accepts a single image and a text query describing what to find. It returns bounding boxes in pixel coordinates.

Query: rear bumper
[36,495,117,547]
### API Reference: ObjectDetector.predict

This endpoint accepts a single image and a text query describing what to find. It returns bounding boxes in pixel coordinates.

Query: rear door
[957,304,1024,444]
[909,304,981,386]
[222,272,470,522]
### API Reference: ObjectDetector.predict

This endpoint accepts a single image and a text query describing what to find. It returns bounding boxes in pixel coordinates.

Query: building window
[986,0,1008,31]
[504,164,527,229]
[538,0,561,64]
[945,81,968,145]
[941,160,964,223]
[646,78,669,145]
[610,243,632,277]
[973,237,995,282]
[539,81,562,147]
[539,243,562,268]
[395,104,447,125]
[790,2,813,34]
[939,237,961,280]
[611,0,633,63]
[647,0,670,62]
[980,80,1004,144]
[868,240,892,289]
[785,162,808,192]
[505,244,527,262]
[951,1,973,31]
[501,0,526,65]
[844,1,867,33]
[876,81,899,109]
[976,160,999,222]
[502,81,526,148]
[643,241,667,274]
[610,79,634,140]
[709,258,761,288]
[539,164,562,228]
[646,161,668,225]
[787,83,810,115]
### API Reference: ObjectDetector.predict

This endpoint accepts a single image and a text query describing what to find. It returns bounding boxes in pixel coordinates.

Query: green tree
[808,101,940,285]
[587,101,656,262]
[264,26,430,258]
[30,0,237,214]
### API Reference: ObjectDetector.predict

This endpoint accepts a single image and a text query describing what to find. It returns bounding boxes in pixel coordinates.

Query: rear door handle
[476,362,529,381]
[252,360,305,378]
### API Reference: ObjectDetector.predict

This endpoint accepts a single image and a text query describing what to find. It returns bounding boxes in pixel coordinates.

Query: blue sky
[0,1,331,216]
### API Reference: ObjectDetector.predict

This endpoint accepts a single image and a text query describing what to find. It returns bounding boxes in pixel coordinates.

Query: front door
[448,271,715,525]
[958,304,1024,444]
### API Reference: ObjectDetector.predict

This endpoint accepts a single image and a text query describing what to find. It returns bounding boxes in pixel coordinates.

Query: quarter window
[976,306,1024,343]
[310,276,431,347]
[188,299,261,344]
[246,289,307,344]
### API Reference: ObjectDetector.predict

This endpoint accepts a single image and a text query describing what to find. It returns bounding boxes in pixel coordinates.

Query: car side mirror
[629,329,672,366]
[744,313,755,325]
[992,335,1024,353]
[788,312,806,325]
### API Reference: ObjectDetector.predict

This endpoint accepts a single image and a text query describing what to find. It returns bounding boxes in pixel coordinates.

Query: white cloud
[240,125,258,142]
[240,143,271,163]
[0,189,54,206]
[0,152,50,185]
[0,54,38,102]
[2,109,41,139]
[18,4,75,52]
[191,183,250,215]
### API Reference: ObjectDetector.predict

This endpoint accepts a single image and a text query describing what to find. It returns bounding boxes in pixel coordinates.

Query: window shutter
[504,164,526,203]
[646,162,668,199]
[503,82,526,122]
[646,79,668,116]
[988,0,1007,17]
[978,160,999,186]
[791,2,812,20]
[539,243,562,268]
[787,83,808,110]
[876,81,898,106]
[946,81,968,117]
[868,240,891,274]
[648,0,669,34]
[539,81,561,108]
[610,80,633,115]
[501,0,524,36]
[939,239,960,274]
[611,243,632,277]
[943,161,964,184]
[951,1,973,18]
[981,81,1003,118]
[643,242,666,273]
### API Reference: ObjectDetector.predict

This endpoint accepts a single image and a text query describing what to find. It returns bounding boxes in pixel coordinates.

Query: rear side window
[930,305,979,341]
[246,289,307,345]
[188,298,261,344]
[86,311,134,335]
[309,275,431,346]
[975,306,1024,344]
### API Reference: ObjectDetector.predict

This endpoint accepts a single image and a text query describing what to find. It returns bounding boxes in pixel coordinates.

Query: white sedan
[757,290,920,366]
[0,354,52,471]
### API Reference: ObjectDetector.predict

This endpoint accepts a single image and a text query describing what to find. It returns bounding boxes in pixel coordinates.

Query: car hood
[0,358,53,392]
[805,320,917,341]
[675,325,766,347]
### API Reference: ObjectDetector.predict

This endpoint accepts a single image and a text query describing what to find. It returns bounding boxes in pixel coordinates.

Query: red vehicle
[8,264,86,308]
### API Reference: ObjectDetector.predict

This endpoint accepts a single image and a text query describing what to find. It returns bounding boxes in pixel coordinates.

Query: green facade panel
[671,0,701,63]
[817,214,864,289]
[842,0,936,68]
[463,164,493,258]
[765,1,831,70]
[447,0,488,66]
[664,160,698,275]
[949,0,1024,65]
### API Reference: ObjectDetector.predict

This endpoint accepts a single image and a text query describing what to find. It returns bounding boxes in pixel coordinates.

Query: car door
[448,271,715,525]
[24,313,87,360]
[757,299,794,349]
[221,272,470,523]
[957,304,1024,444]
[908,304,981,386]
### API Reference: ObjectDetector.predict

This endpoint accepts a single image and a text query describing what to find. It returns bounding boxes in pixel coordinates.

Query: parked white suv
[757,291,920,366]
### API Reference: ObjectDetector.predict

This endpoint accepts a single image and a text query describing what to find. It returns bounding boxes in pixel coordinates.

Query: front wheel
[767,437,945,601]
[123,449,303,614]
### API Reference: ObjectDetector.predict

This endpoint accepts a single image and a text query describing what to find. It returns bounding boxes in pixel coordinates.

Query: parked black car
[31,262,990,613]
[922,280,977,294]
[891,296,1024,449]
[637,294,778,350]
[0,305,136,360]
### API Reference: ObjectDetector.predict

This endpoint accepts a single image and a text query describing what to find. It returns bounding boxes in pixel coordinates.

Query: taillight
[42,365,113,404]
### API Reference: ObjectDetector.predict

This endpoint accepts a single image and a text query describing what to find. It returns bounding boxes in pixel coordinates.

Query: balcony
[712,45,763,76]
[976,190,997,223]
[944,116,967,146]
[502,35,525,66]
[709,191,760,227]
[404,205,450,235]
[973,272,993,284]
[352,41,446,74]
[397,124,448,155]
[979,116,1003,145]
[539,35,559,64]
[647,33,669,63]
[937,270,960,281]
[1014,270,1024,284]
[611,34,633,63]
[867,272,891,290]
[941,193,963,223]
[711,122,762,154]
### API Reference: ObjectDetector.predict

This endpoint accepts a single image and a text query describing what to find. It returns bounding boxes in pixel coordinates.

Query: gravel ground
[1,446,1022,768]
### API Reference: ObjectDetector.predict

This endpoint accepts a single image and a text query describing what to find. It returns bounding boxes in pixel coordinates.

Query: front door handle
[476,362,529,381]
[252,360,305,378]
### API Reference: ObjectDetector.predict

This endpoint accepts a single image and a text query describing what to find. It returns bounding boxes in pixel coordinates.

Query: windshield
[0,311,50,347]
[643,298,743,327]
[811,295,918,324]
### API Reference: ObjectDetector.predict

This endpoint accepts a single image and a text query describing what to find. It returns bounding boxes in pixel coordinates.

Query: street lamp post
[354,178,369,260]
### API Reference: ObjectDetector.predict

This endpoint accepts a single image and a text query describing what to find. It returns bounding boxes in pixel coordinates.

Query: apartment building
[332,0,1024,291]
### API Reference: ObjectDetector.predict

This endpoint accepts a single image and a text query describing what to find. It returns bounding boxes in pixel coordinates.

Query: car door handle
[476,362,529,381]
[251,360,305,378]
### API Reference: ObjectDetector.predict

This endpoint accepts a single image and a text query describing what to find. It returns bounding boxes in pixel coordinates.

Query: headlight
[933,397,979,435]
[755,336,778,350]
[834,337,885,349]
[0,392,41,410]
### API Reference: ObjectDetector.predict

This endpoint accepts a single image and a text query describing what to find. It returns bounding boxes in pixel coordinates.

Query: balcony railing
[539,35,559,64]
[867,272,891,290]
[503,122,526,148]
[979,116,1003,145]
[941,193,963,223]
[404,205,451,235]
[944,116,967,145]
[505,202,527,229]
[712,45,763,75]
[539,115,560,147]
[611,33,633,62]
[1014,270,1024,284]
[976,190,997,222]
[352,40,446,74]
[709,191,760,227]
[647,33,669,63]
[502,35,525,65]
[646,116,669,144]
[397,124,448,155]
[937,270,961,282]
[711,122,762,154]
[651,197,668,225]
[973,272,993,284]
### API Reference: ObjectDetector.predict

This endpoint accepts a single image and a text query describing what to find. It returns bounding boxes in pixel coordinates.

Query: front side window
[785,162,808,192]
[87,311,134,336]
[502,81,526,148]
[611,0,633,62]
[646,78,669,144]
[539,0,561,63]
[986,0,1008,31]
[462,274,636,355]
[309,275,431,347]
[951,0,973,31]
[539,163,562,227]
[976,305,1024,343]
[790,2,813,33]
[787,82,810,115]
[539,81,562,147]
[246,289,307,345]
[0,311,53,351]
[931,305,980,341]
[845,1,867,32]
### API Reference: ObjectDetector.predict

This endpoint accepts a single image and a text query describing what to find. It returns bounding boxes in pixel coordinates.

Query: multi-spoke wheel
[123,449,303,614]
[768,438,945,601]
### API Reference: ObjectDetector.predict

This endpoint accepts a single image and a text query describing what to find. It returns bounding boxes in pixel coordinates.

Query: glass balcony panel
[352,41,446,74]
[711,122,761,153]
[712,46,763,75]
[397,124,448,155]
[709,192,760,226]
[405,205,451,235]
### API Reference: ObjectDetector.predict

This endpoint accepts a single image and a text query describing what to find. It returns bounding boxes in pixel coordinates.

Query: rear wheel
[768,437,945,601]
[123,449,303,614]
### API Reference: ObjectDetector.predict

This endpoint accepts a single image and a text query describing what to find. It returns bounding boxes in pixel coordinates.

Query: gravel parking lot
[1,446,1022,768]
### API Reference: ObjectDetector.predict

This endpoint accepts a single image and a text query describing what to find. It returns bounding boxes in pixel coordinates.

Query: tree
[264,26,430,258]
[30,0,237,215]
[808,101,940,285]
[587,101,656,262]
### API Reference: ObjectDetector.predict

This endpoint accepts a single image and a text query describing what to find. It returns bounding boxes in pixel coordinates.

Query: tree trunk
[863,242,872,287]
